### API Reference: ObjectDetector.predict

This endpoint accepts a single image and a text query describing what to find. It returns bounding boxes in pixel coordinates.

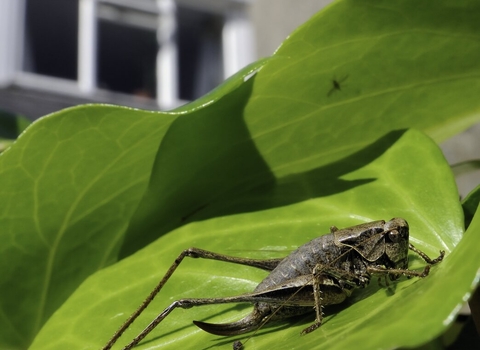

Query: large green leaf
[30,129,467,350]
[122,0,480,254]
[1,0,480,349]
[0,106,177,348]
[246,0,480,171]
[0,60,267,349]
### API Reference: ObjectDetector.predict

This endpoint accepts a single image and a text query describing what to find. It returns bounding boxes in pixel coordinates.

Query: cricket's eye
[388,230,399,242]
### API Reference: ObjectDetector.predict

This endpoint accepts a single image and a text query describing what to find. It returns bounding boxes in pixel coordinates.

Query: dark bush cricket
[102,218,444,349]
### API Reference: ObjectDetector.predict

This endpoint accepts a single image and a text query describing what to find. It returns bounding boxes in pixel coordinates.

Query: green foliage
[29,129,469,350]
[1,0,480,349]
[0,109,31,152]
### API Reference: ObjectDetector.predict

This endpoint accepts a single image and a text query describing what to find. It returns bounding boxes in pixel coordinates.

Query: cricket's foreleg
[367,265,432,279]
[103,248,282,350]
[409,244,445,265]
[367,246,445,284]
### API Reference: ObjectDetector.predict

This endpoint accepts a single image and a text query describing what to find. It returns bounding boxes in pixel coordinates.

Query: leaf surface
[30,130,467,350]
[1,0,480,349]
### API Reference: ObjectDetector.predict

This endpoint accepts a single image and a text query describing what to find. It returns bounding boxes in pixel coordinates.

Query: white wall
[250,0,332,58]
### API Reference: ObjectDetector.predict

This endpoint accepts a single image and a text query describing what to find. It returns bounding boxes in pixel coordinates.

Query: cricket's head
[383,218,410,270]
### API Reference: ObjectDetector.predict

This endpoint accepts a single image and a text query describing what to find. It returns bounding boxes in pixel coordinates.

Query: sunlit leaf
[1,0,480,349]
[30,130,467,350]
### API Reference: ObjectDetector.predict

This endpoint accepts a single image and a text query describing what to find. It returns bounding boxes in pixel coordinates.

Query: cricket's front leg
[409,244,445,265]
[368,246,445,281]
[368,265,432,280]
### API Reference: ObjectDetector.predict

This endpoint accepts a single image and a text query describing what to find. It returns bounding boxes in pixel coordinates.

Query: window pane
[23,0,79,80]
[97,16,157,98]
[177,6,223,101]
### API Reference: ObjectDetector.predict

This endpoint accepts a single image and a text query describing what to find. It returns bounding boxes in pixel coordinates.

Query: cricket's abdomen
[254,234,343,293]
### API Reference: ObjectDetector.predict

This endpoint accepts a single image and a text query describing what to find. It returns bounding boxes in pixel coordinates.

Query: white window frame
[0,0,255,110]
[0,0,26,88]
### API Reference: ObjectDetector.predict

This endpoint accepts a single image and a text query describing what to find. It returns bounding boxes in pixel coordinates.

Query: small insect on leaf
[327,75,348,97]
[102,218,444,350]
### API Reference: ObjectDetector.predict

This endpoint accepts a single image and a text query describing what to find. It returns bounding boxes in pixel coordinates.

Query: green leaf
[0,109,30,139]
[461,184,480,228]
[0,105,177,348]
[2,0,480,349]
[0,109,31,153]
[0,60,267,349]
[123,0,480,253]
[30,129,467,350]
[245,0,480,175]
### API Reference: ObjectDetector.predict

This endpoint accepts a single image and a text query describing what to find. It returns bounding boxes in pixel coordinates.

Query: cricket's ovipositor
[103,218,444,350]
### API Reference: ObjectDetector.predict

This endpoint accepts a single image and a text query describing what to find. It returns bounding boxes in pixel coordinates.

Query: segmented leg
[369,245,444,281]
[409,244,445,264]
[368,265,431,278]
[122,293,278,350]
[301,265,324,334]
[102,247,283,350]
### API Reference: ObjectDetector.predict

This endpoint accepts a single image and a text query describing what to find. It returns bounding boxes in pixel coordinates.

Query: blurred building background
[0,0,331,119]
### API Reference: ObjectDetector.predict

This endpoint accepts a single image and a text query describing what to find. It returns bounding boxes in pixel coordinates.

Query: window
[177,6,223,101]
[3,0,255,109]
[97,2,158,98]
[23,0,79,80]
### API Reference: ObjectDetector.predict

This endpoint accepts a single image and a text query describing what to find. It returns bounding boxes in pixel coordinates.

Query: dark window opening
[97,18,157,98]
[21,1,226,102]
[177,6,223,101]
[23,0,79,80]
